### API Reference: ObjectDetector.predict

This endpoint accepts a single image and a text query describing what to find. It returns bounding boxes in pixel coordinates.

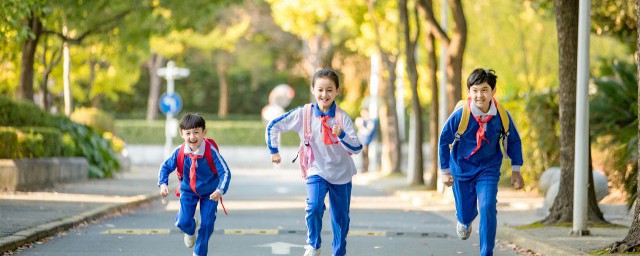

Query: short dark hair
[179,113,206,130]
[467,68,498,89]
[311,69,340,89]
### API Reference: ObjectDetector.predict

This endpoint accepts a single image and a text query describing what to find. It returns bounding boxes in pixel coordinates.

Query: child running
[265,69,362,256]
[158,113,231,256]
[439,68,524,256]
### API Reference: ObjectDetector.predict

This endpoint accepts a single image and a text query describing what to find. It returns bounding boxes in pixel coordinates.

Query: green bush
[70,107,115,135]
[0,127,19,158]
[16,127,63,158]
[0,95,53,127]
[53,116,120,178]
[115,119,299,146]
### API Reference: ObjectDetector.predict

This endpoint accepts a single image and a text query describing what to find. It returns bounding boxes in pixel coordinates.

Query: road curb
[496,225,589,256]
[0,192,160,254]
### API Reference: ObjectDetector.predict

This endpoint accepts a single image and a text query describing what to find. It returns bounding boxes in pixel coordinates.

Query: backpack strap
[335,106,344,128]
[494,98,511,159]
[303,103,313,144]
[176,144,186,181]
[494,99,510,136]
[454,99,470,142]
[176,138,220,181]
[203,138,219,177]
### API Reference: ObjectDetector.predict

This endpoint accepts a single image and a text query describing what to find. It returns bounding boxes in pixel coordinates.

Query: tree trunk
[39,37,61,112]
[605,1,640,251]
[426,28,439,190]
[444,0,466,112]
[217,61,229,118]
[401,0,424,185]
[368,0,401,174]
[378,58,401,174]
[415,0,466,113]
[18,14,42,102]
[302,34,334,77]
[146,54,164,122]
[587,138,607,223]
[541,0,579,225]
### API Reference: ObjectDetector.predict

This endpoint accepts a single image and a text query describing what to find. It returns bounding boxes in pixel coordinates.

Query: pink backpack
[295,103,343,179]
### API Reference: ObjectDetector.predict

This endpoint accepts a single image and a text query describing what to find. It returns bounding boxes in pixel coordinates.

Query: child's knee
[305,201,326,215]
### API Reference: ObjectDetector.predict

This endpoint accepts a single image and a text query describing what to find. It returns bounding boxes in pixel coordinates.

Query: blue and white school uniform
[158,141,231,256]
[266,102,362,256]
[438,99,523,256]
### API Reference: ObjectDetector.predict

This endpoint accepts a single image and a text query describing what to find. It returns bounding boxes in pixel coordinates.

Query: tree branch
[42,9,132,44]
[416,0,450,45]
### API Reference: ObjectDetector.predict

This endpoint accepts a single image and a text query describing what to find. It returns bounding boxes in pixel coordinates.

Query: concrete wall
[0,158,88,192]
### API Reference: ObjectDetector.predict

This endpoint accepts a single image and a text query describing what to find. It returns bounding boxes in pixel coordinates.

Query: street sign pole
[158,61,190,158]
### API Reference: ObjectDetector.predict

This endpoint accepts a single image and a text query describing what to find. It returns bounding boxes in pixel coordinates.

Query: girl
[265,69,362,256]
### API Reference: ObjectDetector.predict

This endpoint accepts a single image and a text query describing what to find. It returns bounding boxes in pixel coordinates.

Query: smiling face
[311,77,338,112]
[180,127,207,151]
[468,82,496,113]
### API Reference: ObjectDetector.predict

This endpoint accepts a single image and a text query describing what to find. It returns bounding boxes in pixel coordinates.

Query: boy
[158,113,231,256]
[438,68,524,256]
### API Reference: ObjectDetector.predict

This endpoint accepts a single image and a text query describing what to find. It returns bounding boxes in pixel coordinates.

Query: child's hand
[511,172,524,190]
[441,174,454,187]
[210,191,222,201]
[271,153,281,164]
[160,184,169,197]
[332,125,342,136]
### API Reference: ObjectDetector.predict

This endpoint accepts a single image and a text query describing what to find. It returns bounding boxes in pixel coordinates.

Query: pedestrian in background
[265,69,362,256]
[354,107,377,173]
[438,68,524,256]
[158,113,231,256]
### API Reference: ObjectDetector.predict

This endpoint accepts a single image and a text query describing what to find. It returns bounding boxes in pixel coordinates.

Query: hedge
[0,96,54,127]
[0,126,64,158]
[115,119,300,146]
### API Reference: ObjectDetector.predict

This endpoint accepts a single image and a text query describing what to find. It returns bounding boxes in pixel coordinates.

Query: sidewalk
[355,171,634,256]
[0,166,162,254]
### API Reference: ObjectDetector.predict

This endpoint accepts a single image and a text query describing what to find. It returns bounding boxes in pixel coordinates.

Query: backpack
[452,98,511,158]
[293,103,344,179]
[174,138,227,215]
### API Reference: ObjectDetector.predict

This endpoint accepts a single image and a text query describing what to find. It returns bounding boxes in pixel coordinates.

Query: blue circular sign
[159,93,183,115]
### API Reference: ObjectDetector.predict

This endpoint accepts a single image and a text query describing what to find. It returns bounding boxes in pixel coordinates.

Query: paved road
[11,166,520,256]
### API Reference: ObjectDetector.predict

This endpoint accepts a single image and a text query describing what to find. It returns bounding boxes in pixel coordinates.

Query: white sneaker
[303,245,321,256]
[184,219,199,248]
[456,222,472,240]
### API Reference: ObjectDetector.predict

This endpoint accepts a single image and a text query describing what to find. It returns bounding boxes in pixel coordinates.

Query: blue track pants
[305,175,352,256]
[175,189,218,256]
[452,174,499,256]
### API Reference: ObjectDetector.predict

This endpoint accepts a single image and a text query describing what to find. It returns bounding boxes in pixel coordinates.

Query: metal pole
[437,0,448,193]
[572,0,591,236]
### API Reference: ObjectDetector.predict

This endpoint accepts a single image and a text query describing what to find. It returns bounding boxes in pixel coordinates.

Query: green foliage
[52,115,120,178]
[500,90,560,190]
[590,59,638,207]
[115,119,299,146]
[0,127,19,158]
[15,127,63,158]
[0,95,53,126]
[70,107,115,135]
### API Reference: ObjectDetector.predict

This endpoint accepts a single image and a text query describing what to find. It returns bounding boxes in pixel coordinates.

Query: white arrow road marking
[256,242,304,255]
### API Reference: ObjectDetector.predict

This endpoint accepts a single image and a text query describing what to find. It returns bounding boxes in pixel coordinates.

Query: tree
[367,0,402,174]
[417,0,439,190]
[604,2,640,251]
[266,0,356,76]
[182,16,250,117]
[542,0,606,225]
[400,0,424,185]
[416,0,467,113]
